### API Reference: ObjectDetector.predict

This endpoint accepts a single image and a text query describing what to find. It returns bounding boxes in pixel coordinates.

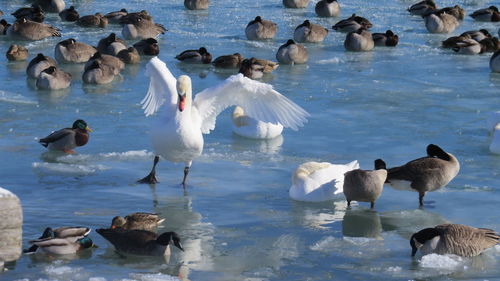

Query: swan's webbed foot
[138,155,160,184]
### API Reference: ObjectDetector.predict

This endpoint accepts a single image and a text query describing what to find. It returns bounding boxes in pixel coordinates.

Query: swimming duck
[289,160,360,202]
[55,38,97,63]
[137,57,308,185]
[245,16,277,40]
[97,33,127,56]
[77,13,108,28]
[119,10,153,24]
[479,37,500,53]
[344,28,374,51]
[36,66,72,90]
[111,212,165,231]
[82,61,116,84]
[451,39,484,55]
[184,0,209,10]
[442,30,491,49]
[254,58,279,73]
[104,9,128,24]
[470,6,500,22]
[238,58,264,79]
[385,144,460,206]
[39,119,92,153]
[7,18,61,40]
[30,236,94,255]
[463,29,492,42]
[293,20,328,43]
[410,224,500,257]
[6,44,29,61]
[133,38,160,56]
[423,11,459,34]
[59,6,79,22]
[85,52,125,75]
[408,0,437,16]
[33,0,65,13]
[117,47,140,64]
[231,106,284,139]
[283,0,309,8]
[372,30,399,47]
[315,0,340,17]
[343,159,387,208]
[0,20,10,35]
[491,123,500,154]
[27,53,57,78]
[332,14,372,33]
[212,53,244,69]
[491,50,500,72]
[122,17,166,40]
[175,47,212,64]
[25,226,91,253]
[96,229,183,256]
[276,39,308,64]
[12,4,45,23]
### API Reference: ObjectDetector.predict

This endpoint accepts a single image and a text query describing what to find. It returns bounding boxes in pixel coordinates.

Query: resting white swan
[139,57,309,185]
[232,106,283,139]
[289,160,359,202]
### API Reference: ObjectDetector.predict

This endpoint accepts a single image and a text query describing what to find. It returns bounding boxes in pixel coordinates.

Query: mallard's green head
[78,237,94,249]
[72,119,93,132]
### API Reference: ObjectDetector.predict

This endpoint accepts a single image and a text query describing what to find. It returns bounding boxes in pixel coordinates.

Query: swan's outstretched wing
[193,74,309,134]
[141,57,178,116]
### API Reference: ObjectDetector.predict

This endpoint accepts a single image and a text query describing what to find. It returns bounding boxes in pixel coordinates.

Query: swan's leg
[138,155,160,184]
[182,161,192,186]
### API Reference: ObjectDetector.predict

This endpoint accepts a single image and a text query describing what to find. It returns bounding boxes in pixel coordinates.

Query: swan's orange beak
[178,94,186,112]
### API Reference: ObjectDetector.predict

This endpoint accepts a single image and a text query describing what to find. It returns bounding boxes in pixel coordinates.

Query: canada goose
[26,53,57,78]
[39,119,92,153]
[290,160,360,202]
[133,38,160,56]
[118,10,153,24]
[97,33,127,56]
[276,39,308,64]
[470,6,500,22]
[175,47,212,64]
[408,0,437,16]
[372,30,399,47]
[410,224,500,257]
[24,226,91,253]
[491,50,500,72]
[451,39,484,55]
[385,144,460,206]
[104,9,128,24]
[117,47,140,64]
[238,58,264,79]
[6,44,29,61]
[184,0,209,10]
[111,212,165,231]
[423,11,459,34]
[293,20,328,43]
[315,0,340,17]
[77,13,108,28]
[332,14,372,33]
[55,38,97,63]
[12,4,45,23]
[96,229,184,256]
[490,123,500,154]
[33,0,65,13]
[122,17,166,40]
[245,16,277,40]
[344,28,374,51]
[213,53,244,69]
[479,37,500,53]
[0,20,10,35]
[36,66,72,90]
[82,61,116,84]
[283,0,309,8]
[59,6,79,22]
[7,18,61,41]
[85,52,125,75]
[343,159,387,208]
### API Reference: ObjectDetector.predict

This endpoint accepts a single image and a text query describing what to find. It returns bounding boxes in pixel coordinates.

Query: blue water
[1,0,500,280]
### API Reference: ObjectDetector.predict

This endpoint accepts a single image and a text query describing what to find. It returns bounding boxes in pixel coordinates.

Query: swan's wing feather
[193,74,309,134]
[141,57,177,116]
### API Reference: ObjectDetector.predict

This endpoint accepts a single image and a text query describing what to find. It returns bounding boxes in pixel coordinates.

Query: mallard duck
[59,6,79,22]
[463,29,492,42]
[33,0,65,13]
[36,66,72,90]
[479,37,500,53]
[451,39,484,55]
[491,50,500,72]
[25,226,91,253]
[122,17,166,40]
[410,224,500,257]
[290,160,360,202]
[184,0,209,10]
[77,13,108,28]
[385,144,460,206]
[26,53,57,78]
[97,33,127,56]
[344,28,374,51]
[276,39,308,64]
[470,6,500,22]
[283,0,309,8]
[85,52,125,75]
[39,120,92,153]
[332,14,372,33]
[315,0,340,17]
[408,0,437,16]
[55,38,97,63]
[7,18,61,41]
[293,20,328,43]
[111,212,165,231]
[0,20,10,35]
[6,44,29,61]
[245,16,277,40]
[372,30,399,47]
[254,58,279,73]
[437,5,465,20]
[119,10,153,24]
[424,11,459,34]
[12,4,45,23]
[238,58,264,79]
[30,237,94,255]
[231,106,284,139]
[82,61,116,84]
[133,38,160,56]
[343,159,387,208]
[212,53,244,69]
[96,229,183,256]
[117,47,140,64]
[175,47,212,64]
[104,9,128,24]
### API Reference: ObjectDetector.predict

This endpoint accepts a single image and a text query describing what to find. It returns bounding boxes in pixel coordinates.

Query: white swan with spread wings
[138,57,309,185]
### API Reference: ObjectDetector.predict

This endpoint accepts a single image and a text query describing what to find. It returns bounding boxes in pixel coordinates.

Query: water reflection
[342,208,382,239]
[231,134,284,154]
[291,200,347,229]
[380,209,449,239]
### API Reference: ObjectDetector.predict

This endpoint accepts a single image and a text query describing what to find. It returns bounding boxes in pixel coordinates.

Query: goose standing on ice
[289,160,359,202]
[138,57,309,185]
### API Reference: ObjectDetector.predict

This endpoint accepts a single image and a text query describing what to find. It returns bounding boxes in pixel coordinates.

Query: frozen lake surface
[0,0,499,280]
